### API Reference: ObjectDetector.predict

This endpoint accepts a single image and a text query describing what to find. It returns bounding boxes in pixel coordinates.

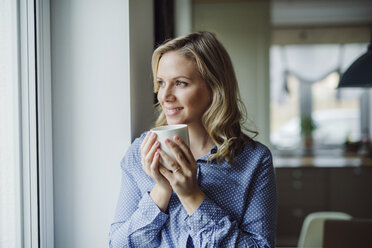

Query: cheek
[157,90,163,102]
[190,92,209,110]
[199,93,212,113]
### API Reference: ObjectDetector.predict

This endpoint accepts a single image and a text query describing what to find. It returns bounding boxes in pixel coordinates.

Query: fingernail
[165,139,170,143]
[174,136,179,141]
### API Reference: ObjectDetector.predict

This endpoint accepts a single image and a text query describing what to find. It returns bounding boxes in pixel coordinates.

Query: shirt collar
[196,144,217,162]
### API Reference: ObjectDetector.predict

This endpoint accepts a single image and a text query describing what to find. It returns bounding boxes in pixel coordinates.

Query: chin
[166,119,185,125]
[167,121,180,125]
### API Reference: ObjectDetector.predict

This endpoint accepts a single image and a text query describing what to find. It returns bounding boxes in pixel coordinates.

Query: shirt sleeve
[109,139,169,248]
[183,148,277,248]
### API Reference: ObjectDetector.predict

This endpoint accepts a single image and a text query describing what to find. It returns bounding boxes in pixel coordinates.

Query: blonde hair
[152,31,258,163]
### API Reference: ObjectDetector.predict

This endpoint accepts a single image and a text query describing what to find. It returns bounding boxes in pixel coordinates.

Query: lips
[165,107,184,115]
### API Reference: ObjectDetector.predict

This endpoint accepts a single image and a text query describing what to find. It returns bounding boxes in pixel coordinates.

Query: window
[270,42,369,154]
[0,0,22,247]
[1,0,53,247]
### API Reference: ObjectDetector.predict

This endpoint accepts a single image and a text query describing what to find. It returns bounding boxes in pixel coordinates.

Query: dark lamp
[338,40,372,88]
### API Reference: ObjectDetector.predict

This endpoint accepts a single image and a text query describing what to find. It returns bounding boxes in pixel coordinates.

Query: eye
[157,80,165,87]
[175,80,188,87]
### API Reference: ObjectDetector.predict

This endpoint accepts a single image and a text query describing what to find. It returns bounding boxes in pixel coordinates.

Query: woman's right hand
[140,131,172,192]
[141,131,172,212]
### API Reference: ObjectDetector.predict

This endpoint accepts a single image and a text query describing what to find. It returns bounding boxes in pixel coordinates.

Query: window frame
[35,0,54,247]
[19,0,54,247]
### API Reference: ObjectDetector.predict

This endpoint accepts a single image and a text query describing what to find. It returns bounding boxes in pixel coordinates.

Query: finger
[144,141,160,168]
[158,147,181,171]
[173,136,194,165]
[140,131,152,150]
[159,165,173,182]
[140,132,152,154]
[141,132,157,155]
[151,152,172,184]
[149,151,162,177]
[164,138,189,169]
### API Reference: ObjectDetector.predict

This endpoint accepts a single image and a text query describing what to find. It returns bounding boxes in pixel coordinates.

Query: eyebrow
[156,76,192,81]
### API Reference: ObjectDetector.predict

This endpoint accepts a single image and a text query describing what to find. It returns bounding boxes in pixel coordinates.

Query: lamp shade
[338,42,372,87]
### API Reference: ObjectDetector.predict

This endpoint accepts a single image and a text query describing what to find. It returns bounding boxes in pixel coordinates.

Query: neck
[188,123,214,159]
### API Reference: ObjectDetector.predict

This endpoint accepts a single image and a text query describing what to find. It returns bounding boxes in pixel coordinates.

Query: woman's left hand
[158,136,206,215]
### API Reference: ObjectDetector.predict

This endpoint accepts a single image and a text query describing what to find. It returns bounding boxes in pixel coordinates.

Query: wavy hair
[152,31,258,163]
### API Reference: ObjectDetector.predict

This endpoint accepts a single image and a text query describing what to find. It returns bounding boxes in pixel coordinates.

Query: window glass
[312,72,362,147]
[270,43,367,153]
[0,0,21,247]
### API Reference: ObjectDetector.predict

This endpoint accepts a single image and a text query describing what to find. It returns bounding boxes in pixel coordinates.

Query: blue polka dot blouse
[109,132,277,247]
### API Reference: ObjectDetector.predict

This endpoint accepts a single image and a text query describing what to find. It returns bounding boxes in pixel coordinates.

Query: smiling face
[156,51,212,128]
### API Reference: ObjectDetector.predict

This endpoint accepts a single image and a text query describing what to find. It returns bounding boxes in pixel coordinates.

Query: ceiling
[272,0,372,27]
[193,0,372,27]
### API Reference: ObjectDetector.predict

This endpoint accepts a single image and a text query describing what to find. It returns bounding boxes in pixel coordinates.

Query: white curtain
[270,43,368,104]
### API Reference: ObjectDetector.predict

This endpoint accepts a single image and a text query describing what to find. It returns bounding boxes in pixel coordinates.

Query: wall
[193,1,271,146]
[50,0,154,247]
[175,0,192,37]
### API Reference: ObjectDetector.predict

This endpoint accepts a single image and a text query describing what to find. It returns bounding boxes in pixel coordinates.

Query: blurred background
[1,0,372,247]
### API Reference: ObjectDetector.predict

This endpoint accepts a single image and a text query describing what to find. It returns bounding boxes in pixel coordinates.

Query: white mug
[151,124,189,170]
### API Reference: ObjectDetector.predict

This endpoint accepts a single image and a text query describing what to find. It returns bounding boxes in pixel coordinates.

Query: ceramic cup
[151,124,189,170]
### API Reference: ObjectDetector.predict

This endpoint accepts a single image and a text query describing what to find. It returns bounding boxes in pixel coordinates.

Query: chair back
[323,218,372,248]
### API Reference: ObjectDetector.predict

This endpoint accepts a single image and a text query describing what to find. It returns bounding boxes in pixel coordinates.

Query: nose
[159,83,175,102]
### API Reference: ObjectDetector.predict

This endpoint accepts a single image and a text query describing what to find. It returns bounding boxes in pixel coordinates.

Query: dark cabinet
[275,166,372,247]
[328,167,372,218]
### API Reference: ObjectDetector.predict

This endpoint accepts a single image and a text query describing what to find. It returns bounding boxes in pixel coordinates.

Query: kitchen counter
[273,155,372,167]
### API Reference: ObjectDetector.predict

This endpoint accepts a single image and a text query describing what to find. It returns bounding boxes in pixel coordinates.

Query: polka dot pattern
[109,132,277,247]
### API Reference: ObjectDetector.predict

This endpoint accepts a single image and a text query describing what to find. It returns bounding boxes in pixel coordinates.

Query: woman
[109,31,277,248]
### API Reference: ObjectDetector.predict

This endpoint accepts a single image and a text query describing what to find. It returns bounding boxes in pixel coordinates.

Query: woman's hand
[140,132,172,212]
[158,136,206,215]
